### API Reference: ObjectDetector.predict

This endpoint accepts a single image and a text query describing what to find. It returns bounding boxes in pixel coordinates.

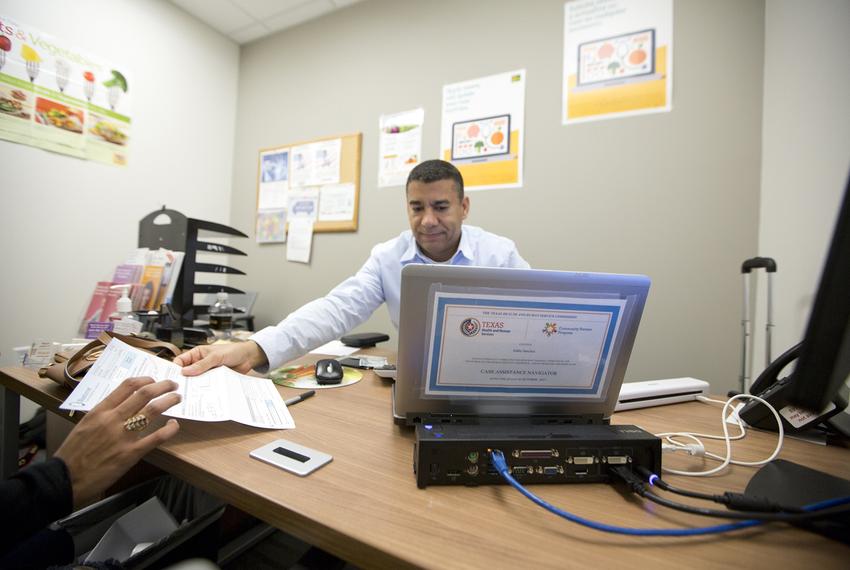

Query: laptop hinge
[405,413,608,426]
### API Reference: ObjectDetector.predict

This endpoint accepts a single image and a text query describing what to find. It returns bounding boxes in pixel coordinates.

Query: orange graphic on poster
[35,97,84,134]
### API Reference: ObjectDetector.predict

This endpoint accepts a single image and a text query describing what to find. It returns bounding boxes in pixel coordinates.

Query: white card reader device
[615,378,710,412]
[250,439,333,476]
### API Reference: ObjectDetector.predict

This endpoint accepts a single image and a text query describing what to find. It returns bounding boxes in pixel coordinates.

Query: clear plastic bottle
[209,291,234,338]
[109,284,142,335]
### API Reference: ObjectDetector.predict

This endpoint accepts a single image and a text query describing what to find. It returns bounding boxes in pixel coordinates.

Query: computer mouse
[315,358,344,385]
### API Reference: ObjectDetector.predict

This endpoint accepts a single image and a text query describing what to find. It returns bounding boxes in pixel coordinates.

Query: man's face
[407,178,469,262]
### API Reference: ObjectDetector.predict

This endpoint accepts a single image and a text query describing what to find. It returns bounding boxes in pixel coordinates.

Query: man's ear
[461,196,470,220]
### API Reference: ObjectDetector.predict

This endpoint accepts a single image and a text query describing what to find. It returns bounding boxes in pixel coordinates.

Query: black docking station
[414,423,661,489]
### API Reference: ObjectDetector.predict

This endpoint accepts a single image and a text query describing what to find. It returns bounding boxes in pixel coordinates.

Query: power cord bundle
[655,393,784,476]
[633,465,803,513]
[609,467,850,521]
[489,450,850,537]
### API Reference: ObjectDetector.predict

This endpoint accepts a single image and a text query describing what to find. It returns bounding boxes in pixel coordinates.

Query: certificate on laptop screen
[424,292,624,398]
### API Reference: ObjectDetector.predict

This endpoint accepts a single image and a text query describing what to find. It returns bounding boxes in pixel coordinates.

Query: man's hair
[406,159,464,200]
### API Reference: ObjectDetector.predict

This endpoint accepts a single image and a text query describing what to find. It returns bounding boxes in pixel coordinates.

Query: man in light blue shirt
[177,160,529,375]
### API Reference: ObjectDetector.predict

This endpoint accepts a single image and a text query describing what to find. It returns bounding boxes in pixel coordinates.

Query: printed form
[60,339,294,429]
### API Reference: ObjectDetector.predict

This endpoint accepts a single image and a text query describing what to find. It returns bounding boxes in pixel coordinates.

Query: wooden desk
[2,362,849,569]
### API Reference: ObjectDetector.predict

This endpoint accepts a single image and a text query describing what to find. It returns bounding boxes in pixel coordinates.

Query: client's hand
[55,377,181,510]
[174,340,267,376]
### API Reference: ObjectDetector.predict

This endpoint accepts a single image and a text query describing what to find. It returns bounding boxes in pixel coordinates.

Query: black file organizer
[138,206,248,330]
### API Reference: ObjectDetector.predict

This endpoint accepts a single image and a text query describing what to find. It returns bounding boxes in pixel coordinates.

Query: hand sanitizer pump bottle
[209,292,234,338]
[109,284,142,335]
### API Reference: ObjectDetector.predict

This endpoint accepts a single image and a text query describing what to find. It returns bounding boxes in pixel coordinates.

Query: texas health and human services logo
[460,317,481,337]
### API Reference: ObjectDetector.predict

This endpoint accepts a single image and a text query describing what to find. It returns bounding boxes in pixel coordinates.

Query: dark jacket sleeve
[0,456,74,554]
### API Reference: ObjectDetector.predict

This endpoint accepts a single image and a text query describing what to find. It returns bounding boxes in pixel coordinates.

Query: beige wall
[3,0,846,402]
[0,0,240,418]
[754,0,850,381]
[231,0,767,392]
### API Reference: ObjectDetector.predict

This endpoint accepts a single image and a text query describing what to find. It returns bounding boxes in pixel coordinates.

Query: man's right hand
[174,340,268,376]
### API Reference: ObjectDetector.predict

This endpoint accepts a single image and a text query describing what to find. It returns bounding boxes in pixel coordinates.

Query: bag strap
[99,331,182,357]
[64,332,183,383]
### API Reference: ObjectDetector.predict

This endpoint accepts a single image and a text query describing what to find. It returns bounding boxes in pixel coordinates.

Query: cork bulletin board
[256,132,362,239]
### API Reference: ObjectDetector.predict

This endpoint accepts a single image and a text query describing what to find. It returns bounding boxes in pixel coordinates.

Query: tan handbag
[38,331,182,389]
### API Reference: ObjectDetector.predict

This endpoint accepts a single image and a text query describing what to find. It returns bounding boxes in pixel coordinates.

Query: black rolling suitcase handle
[741,257,777,273]
[740,257,777,393]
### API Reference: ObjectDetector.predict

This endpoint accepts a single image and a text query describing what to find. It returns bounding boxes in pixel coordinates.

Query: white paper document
[287,188,320,222]
[290,139,341,187]
[424,293,625,398]
[318,183,355,222]
[60,339,294,429]
[310,139,342,185]
[258,148,289,209]
[286,219,314,263]
[85,496,177,563]
[440,69,526,190]
[289,144,314,188]
[309,340,359,357]
[378,108,424,188]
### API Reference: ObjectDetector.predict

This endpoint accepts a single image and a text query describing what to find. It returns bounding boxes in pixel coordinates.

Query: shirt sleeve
[251,252,387,370]
[0,457,73,555]
[506,245,530,269]
[493,232,530,269]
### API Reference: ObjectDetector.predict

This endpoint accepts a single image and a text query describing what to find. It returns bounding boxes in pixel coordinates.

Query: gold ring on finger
[123,414,149,432]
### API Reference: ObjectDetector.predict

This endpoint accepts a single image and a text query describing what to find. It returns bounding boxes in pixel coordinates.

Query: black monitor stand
[746,459,850,545]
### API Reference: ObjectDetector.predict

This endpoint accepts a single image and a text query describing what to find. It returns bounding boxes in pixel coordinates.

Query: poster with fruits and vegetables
[378,107,424,188]
[440,69,525,191]
[562,0,672,124]
[0,15,131,165]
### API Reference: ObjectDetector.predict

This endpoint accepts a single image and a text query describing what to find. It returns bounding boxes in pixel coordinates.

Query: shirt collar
[400,227,473,266]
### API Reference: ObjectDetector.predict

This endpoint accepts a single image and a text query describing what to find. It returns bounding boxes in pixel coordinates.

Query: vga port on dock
[513,449,558,459]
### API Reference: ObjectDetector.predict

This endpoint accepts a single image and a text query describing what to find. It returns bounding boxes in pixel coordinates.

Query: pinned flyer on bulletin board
[318,183,356,221]
[290,140,341,188]
[440,69,525,191]
[258,148,289,209]
[562,0,673,124]
[378,108,424,188]
[287,219,314,264]
[287,187,319,222]
[256,208,286,243]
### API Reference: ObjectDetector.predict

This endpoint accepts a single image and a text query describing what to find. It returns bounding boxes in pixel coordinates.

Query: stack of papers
[60,339,294,429]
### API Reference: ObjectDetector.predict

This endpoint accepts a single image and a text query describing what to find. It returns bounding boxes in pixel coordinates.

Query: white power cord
[661,442,705,456]
[655,393,784,477]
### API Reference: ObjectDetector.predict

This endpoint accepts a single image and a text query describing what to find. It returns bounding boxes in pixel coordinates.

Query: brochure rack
[138,206,248,324]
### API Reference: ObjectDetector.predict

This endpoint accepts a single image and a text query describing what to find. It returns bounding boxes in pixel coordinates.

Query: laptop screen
[393,265,651,425]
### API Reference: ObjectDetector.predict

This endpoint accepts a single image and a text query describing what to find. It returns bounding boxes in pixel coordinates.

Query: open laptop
[392,265,651,425]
